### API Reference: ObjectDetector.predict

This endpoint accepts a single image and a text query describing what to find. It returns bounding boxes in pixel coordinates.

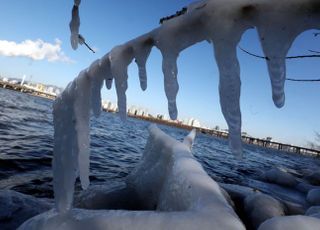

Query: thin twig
[238,46,268,60]
[286,54,320,59]
[286,78,320,82]
[78,34,95,53]
[309,49,320,54]
[239,46,320,60]
[83,41,96,53]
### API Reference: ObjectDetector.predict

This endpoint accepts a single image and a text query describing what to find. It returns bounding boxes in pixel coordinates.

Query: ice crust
[53,0,320,216]
[19,125,245,230]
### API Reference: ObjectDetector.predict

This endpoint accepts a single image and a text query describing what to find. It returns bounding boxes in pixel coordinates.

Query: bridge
[130,115,320,158]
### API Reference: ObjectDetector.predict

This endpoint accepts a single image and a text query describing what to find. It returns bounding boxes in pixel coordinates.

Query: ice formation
[52,0,320,220]
[19,125,245,230]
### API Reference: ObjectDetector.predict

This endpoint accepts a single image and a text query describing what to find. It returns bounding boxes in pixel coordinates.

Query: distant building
[182,118,201,128]
[9,80,18,84]
[36,83,45,92]
[102,100,118,112]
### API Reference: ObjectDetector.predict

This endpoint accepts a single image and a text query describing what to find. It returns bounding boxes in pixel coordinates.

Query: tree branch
[238,46,320,60]
[286,78,320,82]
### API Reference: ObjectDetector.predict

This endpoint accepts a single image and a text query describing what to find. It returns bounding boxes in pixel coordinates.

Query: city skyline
[0,73,317,148]
[0,0,319,146]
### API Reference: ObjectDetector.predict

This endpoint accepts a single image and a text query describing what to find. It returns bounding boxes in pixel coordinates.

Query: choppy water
[0,88,319,199]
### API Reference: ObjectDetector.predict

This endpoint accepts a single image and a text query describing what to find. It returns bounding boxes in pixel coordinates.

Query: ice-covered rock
[19,125,245,230]
[282,200,306,215]
[306,206,320,217]
[258,215,320,230]
[305,171,320,186]
[295,181,319,194]
[244,193,285,229]
[220,183,255,201]
[307,189,320,206]
[262,168,298,187]
[0,190,52,230]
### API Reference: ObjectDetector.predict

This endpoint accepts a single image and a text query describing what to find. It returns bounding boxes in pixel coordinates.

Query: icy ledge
[53,0,320,213]
[19,125,245,230]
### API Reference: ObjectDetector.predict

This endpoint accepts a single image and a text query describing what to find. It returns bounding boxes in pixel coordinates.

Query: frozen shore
[3,125,319,230]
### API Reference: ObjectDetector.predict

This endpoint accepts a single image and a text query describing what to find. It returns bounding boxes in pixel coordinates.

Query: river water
[0,88,319,199]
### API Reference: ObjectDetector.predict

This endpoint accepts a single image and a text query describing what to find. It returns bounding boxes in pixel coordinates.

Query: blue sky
[0,0,319,146]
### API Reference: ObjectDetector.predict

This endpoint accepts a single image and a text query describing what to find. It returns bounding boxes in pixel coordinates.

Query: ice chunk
[262,167,298,187]
[0,190,51,230]
[20,125,245,230]
[244,193,285,229]
[183,128,196,149]
[304,171,320,186]
[258,215,320,230]
[306,206,320,216]
[220,183,256,200]
[307,189,320,206]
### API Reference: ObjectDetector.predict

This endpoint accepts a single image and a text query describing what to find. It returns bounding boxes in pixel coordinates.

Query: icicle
[109,45,134,120]
[69,1,80,50]
[99,54,114,90]
[213,41,242,157]
[86,59,105,118]
[52,81,78,213]
[256,15,303,108]
[74,71,91,190]
[161,53,179,120]
[134,37,154,91]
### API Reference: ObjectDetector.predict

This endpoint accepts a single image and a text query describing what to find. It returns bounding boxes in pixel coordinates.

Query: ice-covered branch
[54,0,320,213]
[69,0,81,50]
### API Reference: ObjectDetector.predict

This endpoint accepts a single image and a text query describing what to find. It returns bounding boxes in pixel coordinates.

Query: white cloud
[0,38,73,63]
